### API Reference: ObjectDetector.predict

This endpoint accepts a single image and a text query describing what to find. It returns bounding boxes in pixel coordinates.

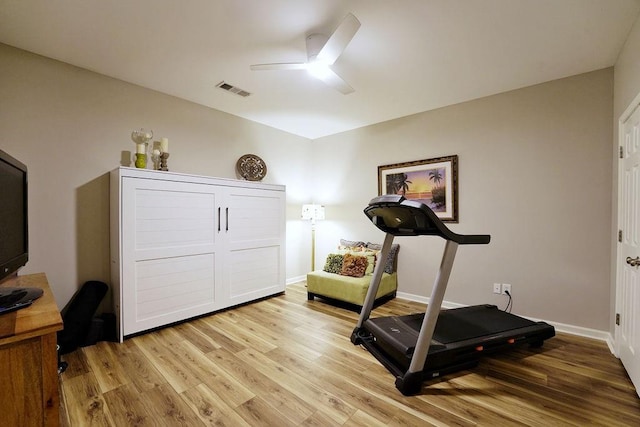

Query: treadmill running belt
[401,305,538,344]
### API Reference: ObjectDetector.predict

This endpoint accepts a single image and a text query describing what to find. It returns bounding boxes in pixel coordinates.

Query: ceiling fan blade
[250,62,307,71]
[316,13,361,65]
[316,68,354,95]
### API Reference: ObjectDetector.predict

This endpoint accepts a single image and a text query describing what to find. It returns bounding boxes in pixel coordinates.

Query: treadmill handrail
[364,195,490,245]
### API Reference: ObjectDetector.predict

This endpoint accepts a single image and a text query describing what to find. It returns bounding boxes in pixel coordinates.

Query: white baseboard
[396,292,466,309]
[287,275,306,285]
[537,318,612,343]
[607,335,618,356]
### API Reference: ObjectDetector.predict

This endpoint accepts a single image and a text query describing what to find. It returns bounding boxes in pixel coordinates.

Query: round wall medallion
[236,154,267,181]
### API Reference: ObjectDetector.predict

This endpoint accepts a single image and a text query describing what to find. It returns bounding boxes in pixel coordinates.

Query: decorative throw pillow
[340,253,368,277]
[335,245,378,275]
[362,248,378,275]
[365,242,400,274]
[323,254,344,274]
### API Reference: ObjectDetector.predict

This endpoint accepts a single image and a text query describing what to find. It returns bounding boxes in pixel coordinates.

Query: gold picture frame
[378,155,458,222]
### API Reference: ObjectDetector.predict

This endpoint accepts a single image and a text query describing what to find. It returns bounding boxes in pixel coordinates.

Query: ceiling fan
[250,13,361,94]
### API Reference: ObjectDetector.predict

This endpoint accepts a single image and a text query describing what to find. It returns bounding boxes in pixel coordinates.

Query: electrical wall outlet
[502,283,512,295]
[493,283,501,294]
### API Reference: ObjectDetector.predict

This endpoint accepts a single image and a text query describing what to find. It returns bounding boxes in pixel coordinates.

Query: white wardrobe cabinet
[110,167,285,341]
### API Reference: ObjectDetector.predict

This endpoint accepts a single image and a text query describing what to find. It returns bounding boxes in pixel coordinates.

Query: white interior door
[617,99,640,396]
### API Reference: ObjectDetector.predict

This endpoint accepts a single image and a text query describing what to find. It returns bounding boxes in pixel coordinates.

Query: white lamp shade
[301,204,325,221]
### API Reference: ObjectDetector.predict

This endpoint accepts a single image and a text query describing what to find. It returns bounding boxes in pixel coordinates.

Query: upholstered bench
[306,240,399,307]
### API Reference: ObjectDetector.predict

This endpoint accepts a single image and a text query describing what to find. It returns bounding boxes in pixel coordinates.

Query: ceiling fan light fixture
[250,13,360,95]
[306,61,332,79]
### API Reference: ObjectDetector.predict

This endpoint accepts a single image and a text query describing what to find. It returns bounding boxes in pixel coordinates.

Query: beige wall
[312,69,614,331]
[612,14,640,334]
[0,43,313,311]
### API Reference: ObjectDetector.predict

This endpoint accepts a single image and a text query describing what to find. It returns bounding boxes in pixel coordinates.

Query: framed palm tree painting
[378,155,458,222]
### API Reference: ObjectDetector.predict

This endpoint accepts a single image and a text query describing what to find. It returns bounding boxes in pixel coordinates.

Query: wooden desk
[0,273,63,426]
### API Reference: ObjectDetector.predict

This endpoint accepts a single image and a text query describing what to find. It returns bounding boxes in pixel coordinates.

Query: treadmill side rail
[407,240,458,374]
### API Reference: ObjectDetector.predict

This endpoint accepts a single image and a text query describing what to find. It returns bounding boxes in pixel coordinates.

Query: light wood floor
[60,282,640,426]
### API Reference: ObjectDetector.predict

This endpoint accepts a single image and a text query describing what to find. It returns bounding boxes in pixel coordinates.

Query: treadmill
[350,195,555,395]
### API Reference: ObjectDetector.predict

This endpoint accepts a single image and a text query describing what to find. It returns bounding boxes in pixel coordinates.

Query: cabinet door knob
[626,256,640,267]
[217,207,221,232]
[226,207,229,231]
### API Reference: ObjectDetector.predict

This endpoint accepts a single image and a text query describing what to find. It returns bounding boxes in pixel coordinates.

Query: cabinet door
[121,178,222,336]
[222,186,285,306]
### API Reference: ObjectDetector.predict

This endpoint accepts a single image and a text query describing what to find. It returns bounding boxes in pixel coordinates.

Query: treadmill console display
[364,195,490,244]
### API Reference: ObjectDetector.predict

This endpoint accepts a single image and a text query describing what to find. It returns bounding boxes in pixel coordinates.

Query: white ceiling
[1,0,639,139]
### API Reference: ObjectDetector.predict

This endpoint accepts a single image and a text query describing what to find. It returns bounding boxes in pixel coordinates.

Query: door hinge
[616,313,621,326]
[620,146,624,159]
[619,229,623,242]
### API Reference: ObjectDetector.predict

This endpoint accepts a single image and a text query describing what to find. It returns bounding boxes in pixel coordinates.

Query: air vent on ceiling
[216,81,251,97]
